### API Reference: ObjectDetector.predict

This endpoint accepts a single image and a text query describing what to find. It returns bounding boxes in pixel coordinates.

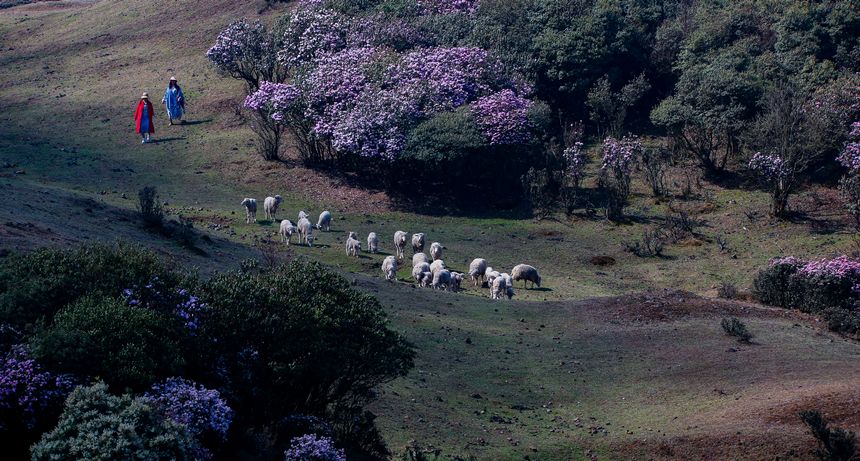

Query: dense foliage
[0,245,414,460]
[754,256,860,335]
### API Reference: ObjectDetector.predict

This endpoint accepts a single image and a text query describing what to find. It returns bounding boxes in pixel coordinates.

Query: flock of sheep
[241,196,543,299]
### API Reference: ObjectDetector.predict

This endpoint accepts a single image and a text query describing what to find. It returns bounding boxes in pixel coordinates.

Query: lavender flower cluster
[749,152,789,181]
[122,281,207,333]
[206,20,273,77]
[771,255,860,294]
[470,89,532,145]
[145,378,232,440]
[563,141,587,185]
[0,345,75,430]
[837,121,860,173]
[416,0,480,15]
[284,434,346,461]
[279,7,351,69]
[601,135,641,175]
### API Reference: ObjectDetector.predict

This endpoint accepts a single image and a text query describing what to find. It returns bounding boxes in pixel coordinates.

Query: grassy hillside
[1,1,859,459]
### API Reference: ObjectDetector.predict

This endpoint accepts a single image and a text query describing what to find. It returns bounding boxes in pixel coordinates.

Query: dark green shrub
[31,296,184,391]
[718,282,738,300]
[137,186,164,228]
[821,307,860,337]
[0,244,181,334]
[753,259,802,309]
[800,410,857,461]
[31,382,196,461]
[721,317,753,343]
[193,259,414,453]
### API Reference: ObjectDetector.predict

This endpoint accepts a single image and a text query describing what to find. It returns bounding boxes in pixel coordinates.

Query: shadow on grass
[180,119,213,126]
[153,137,186,144]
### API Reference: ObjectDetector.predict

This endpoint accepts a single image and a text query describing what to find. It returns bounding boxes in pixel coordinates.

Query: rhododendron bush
[212,0,538,187]
[755,255,860,335]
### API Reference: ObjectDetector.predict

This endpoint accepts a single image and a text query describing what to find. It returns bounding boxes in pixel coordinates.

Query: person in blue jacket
[161,76,185,125]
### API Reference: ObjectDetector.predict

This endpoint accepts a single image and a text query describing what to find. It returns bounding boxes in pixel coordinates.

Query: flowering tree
[284,434,346,461]
[471,89,532,145]
[145,378,232,459]
[207,20,285,91]
[838,122,860,229]
[748,152,792,217]
[598,135,641,221]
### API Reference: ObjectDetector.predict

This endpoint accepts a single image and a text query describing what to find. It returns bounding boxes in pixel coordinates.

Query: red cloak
[135,100,155,134]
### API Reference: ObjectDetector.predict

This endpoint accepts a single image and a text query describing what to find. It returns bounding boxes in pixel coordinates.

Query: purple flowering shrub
[206,20,284,90]
[598,136,642,220]
[754,255,860,322]
[416,0,480,15]
[145,378,232,459]
[471,89,532,145]
[0,345,75,432]
[285,434,346,461]
[122,279,207,334]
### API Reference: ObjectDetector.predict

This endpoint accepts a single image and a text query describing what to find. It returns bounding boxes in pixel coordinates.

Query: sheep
[412,262,431,286]
[511,264,541,289]
[345,235,361,256]
[298,210,309,221]
[279,219,297,245]
[263,195,282,221]
[298,217,314,247]
[430,259,446,275]
[411,233,425,254]
[500,273,514,300]
[506,285,515,300]
[485,269,500,290]
[468,258,488,287]
[241,198,257,224]
[449,272,464,292]
[367,232,379,253]
[393,231,408,260]
[432,269,452,291]
[430,242,443,261]
[382,256,398,282]
[347,231,358,240]
[412,253,430,267]
[316,211,332,231]
[491,275,508,300]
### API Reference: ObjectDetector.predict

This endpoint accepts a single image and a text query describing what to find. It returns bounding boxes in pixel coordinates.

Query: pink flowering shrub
[416,0,480,15]
[598,136,641,220]
[563,141,586,188]
[755,255,860,317]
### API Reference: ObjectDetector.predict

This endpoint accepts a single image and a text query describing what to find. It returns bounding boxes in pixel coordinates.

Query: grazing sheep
[412,263,431,286]
[367,232,379,253]
[241,198,257,224]
[279,219,297,245]
[468,258,488,287]
[492,275,508,300]
[316,211,332,231]
[298,217,314,247]
[450,272,464,292]
[506,286,515,300]
[430,259,446,275]
[432,269,452,291]
[500,273,514,300]
[412,253,430,267]
[382,255,398,282]
[394,231,408,260]
[347,231,358,240]
[263,195,282,221]
[430,242,443,261]
[485,269,500,290]
[511,264,541,289]
[345,236,361,256]
[298,210,309,221]
[411,233,425,254]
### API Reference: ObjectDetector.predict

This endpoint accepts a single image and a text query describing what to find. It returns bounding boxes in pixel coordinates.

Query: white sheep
[492,275,508,300]
[432,269,452,291]
[412,262,431,286]
[241,198,257,224]
[263,195,282,221]
[298,210,309,221]
[430,242,443,261]
[500,273,514,300]
[298,217,314,247]
[279,219,297,245]
[345,236,361,256]
[511,264,541,289]
[382,255,398,282]
[485,269,500,291]
[468,258,488,287]
[411,233,425,254]
[393,231,408,260]
[430,259,446,275]
[367,232,379,253]
[347,231,358,240]
[316,211,332,231]
[449,272,464,292]
[412,253,430,267]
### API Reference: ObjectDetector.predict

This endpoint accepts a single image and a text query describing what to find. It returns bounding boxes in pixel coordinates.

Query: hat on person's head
[169,76,177,81]
[141,92,149,99]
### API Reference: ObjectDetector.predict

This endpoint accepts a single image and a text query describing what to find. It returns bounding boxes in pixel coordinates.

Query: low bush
[721,317,753,343]
[137,186,164,228]
[718,282,738,300]
[624,228,664,257]
[799,410,857,461]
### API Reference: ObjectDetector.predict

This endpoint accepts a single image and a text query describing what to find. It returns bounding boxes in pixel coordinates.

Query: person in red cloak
[135,93,155,143]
